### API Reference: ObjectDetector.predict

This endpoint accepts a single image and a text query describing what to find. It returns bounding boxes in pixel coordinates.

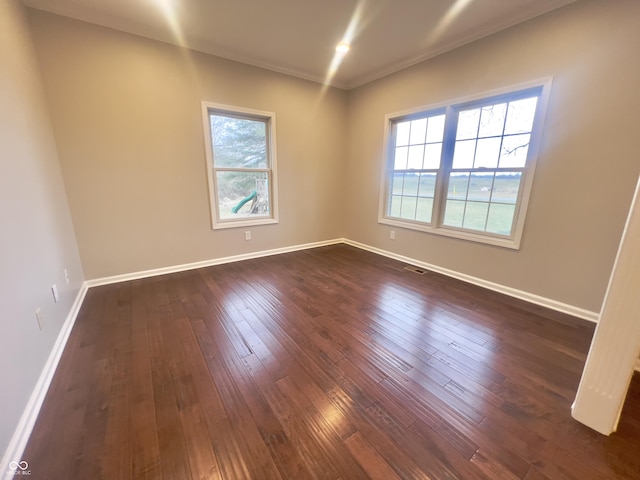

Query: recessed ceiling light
[336,42,350,54]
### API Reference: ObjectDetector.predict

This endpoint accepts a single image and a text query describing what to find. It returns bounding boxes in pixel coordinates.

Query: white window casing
[378,78,553,249]
[202,102,279,230]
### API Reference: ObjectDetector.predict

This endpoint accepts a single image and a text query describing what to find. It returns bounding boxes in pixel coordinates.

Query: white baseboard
[343,239,600,323]
[87,237,600,322]
[636,358,640,373]
[0,283,88,476]
[86,238,344,287]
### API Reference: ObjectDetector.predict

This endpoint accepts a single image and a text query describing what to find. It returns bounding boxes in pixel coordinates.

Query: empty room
[2,0,640,478]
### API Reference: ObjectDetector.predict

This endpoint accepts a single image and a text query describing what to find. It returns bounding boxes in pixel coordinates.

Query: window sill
[378,216,521,250]
[213,217,278,230]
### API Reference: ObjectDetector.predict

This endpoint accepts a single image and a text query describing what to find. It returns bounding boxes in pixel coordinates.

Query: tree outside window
[202,103,278,229]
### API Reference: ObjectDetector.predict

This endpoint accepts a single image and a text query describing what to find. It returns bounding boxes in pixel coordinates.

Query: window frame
[202,102,279,230]
[378,78,553,249]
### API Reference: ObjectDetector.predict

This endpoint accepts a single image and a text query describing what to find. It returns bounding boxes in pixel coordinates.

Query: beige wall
[0,0,84,458]
[25,0,640,314]
[345,0,640,313]
[28,11,348,279]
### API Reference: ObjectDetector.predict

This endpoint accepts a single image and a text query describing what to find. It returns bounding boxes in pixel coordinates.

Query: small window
[379,79,552,249]
[202,102,278,229]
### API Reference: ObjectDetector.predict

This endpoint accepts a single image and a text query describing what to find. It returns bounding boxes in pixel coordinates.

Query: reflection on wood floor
[23,244,640,479]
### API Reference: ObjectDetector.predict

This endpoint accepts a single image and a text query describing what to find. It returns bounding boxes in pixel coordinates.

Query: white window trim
[378,78,553,249]
[201,102,279,230]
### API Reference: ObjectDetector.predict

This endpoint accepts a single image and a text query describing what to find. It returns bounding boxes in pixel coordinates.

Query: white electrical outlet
[390,230,396,240]
[64,269,70,285]
[35,308,43,330]
[245,231,252,241]
[51,284,59,303]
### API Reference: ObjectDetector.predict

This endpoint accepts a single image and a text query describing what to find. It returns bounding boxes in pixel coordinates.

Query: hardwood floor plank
[275,376,368,479]
[129,282,162,480]
[531,441,618,480]
[343,431,402,480]
[189,315,283,480]
[21,244,640,480]
[241,353,316,480]
[470,449,522,480]
[476,415,546,464]
[259,379,341,480]
[73,287,124,480]
[148,314,192,479]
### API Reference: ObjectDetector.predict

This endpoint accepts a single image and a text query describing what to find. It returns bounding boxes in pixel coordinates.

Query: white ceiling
[23,0,576,90]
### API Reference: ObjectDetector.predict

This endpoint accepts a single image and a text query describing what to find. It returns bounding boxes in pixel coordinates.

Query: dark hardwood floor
[23,244,640,479]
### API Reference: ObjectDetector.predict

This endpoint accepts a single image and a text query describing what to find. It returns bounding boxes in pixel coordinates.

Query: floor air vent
[404,265,427,275]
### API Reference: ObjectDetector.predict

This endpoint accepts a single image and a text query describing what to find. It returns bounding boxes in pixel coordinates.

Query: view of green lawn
[388,172,521,235]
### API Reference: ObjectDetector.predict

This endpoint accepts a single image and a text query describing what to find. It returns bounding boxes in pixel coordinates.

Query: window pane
[491,173,521,204]
[478,103,507,138]
[426,115,445,143]
[383,85,546,241]
[423,143,442,169]
[402,174,419,196]
[407,145,425,170]
[217,171,270,219]
[389,195,402,216]
[468,173,494,201]
[474,137,501,168]
[504,97,538,135]
[456,109,480,140]
[452,140,476,169]
[499,134,530,168]
[417,173,436,198]
[396,121,410,146]
[486,203,516,235]
[443,200,465,227]
[391,173,404,195]
[400,196,418,220]
[448,173,469,200]
[463,202,489,231]
[416,197,433,223]
[210,115,267,168]
[394,146,409,170]
[409,118,427,145]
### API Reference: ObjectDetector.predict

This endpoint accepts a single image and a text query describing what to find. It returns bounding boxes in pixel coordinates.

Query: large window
[379,80,552,248]
[202,103,278,229]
